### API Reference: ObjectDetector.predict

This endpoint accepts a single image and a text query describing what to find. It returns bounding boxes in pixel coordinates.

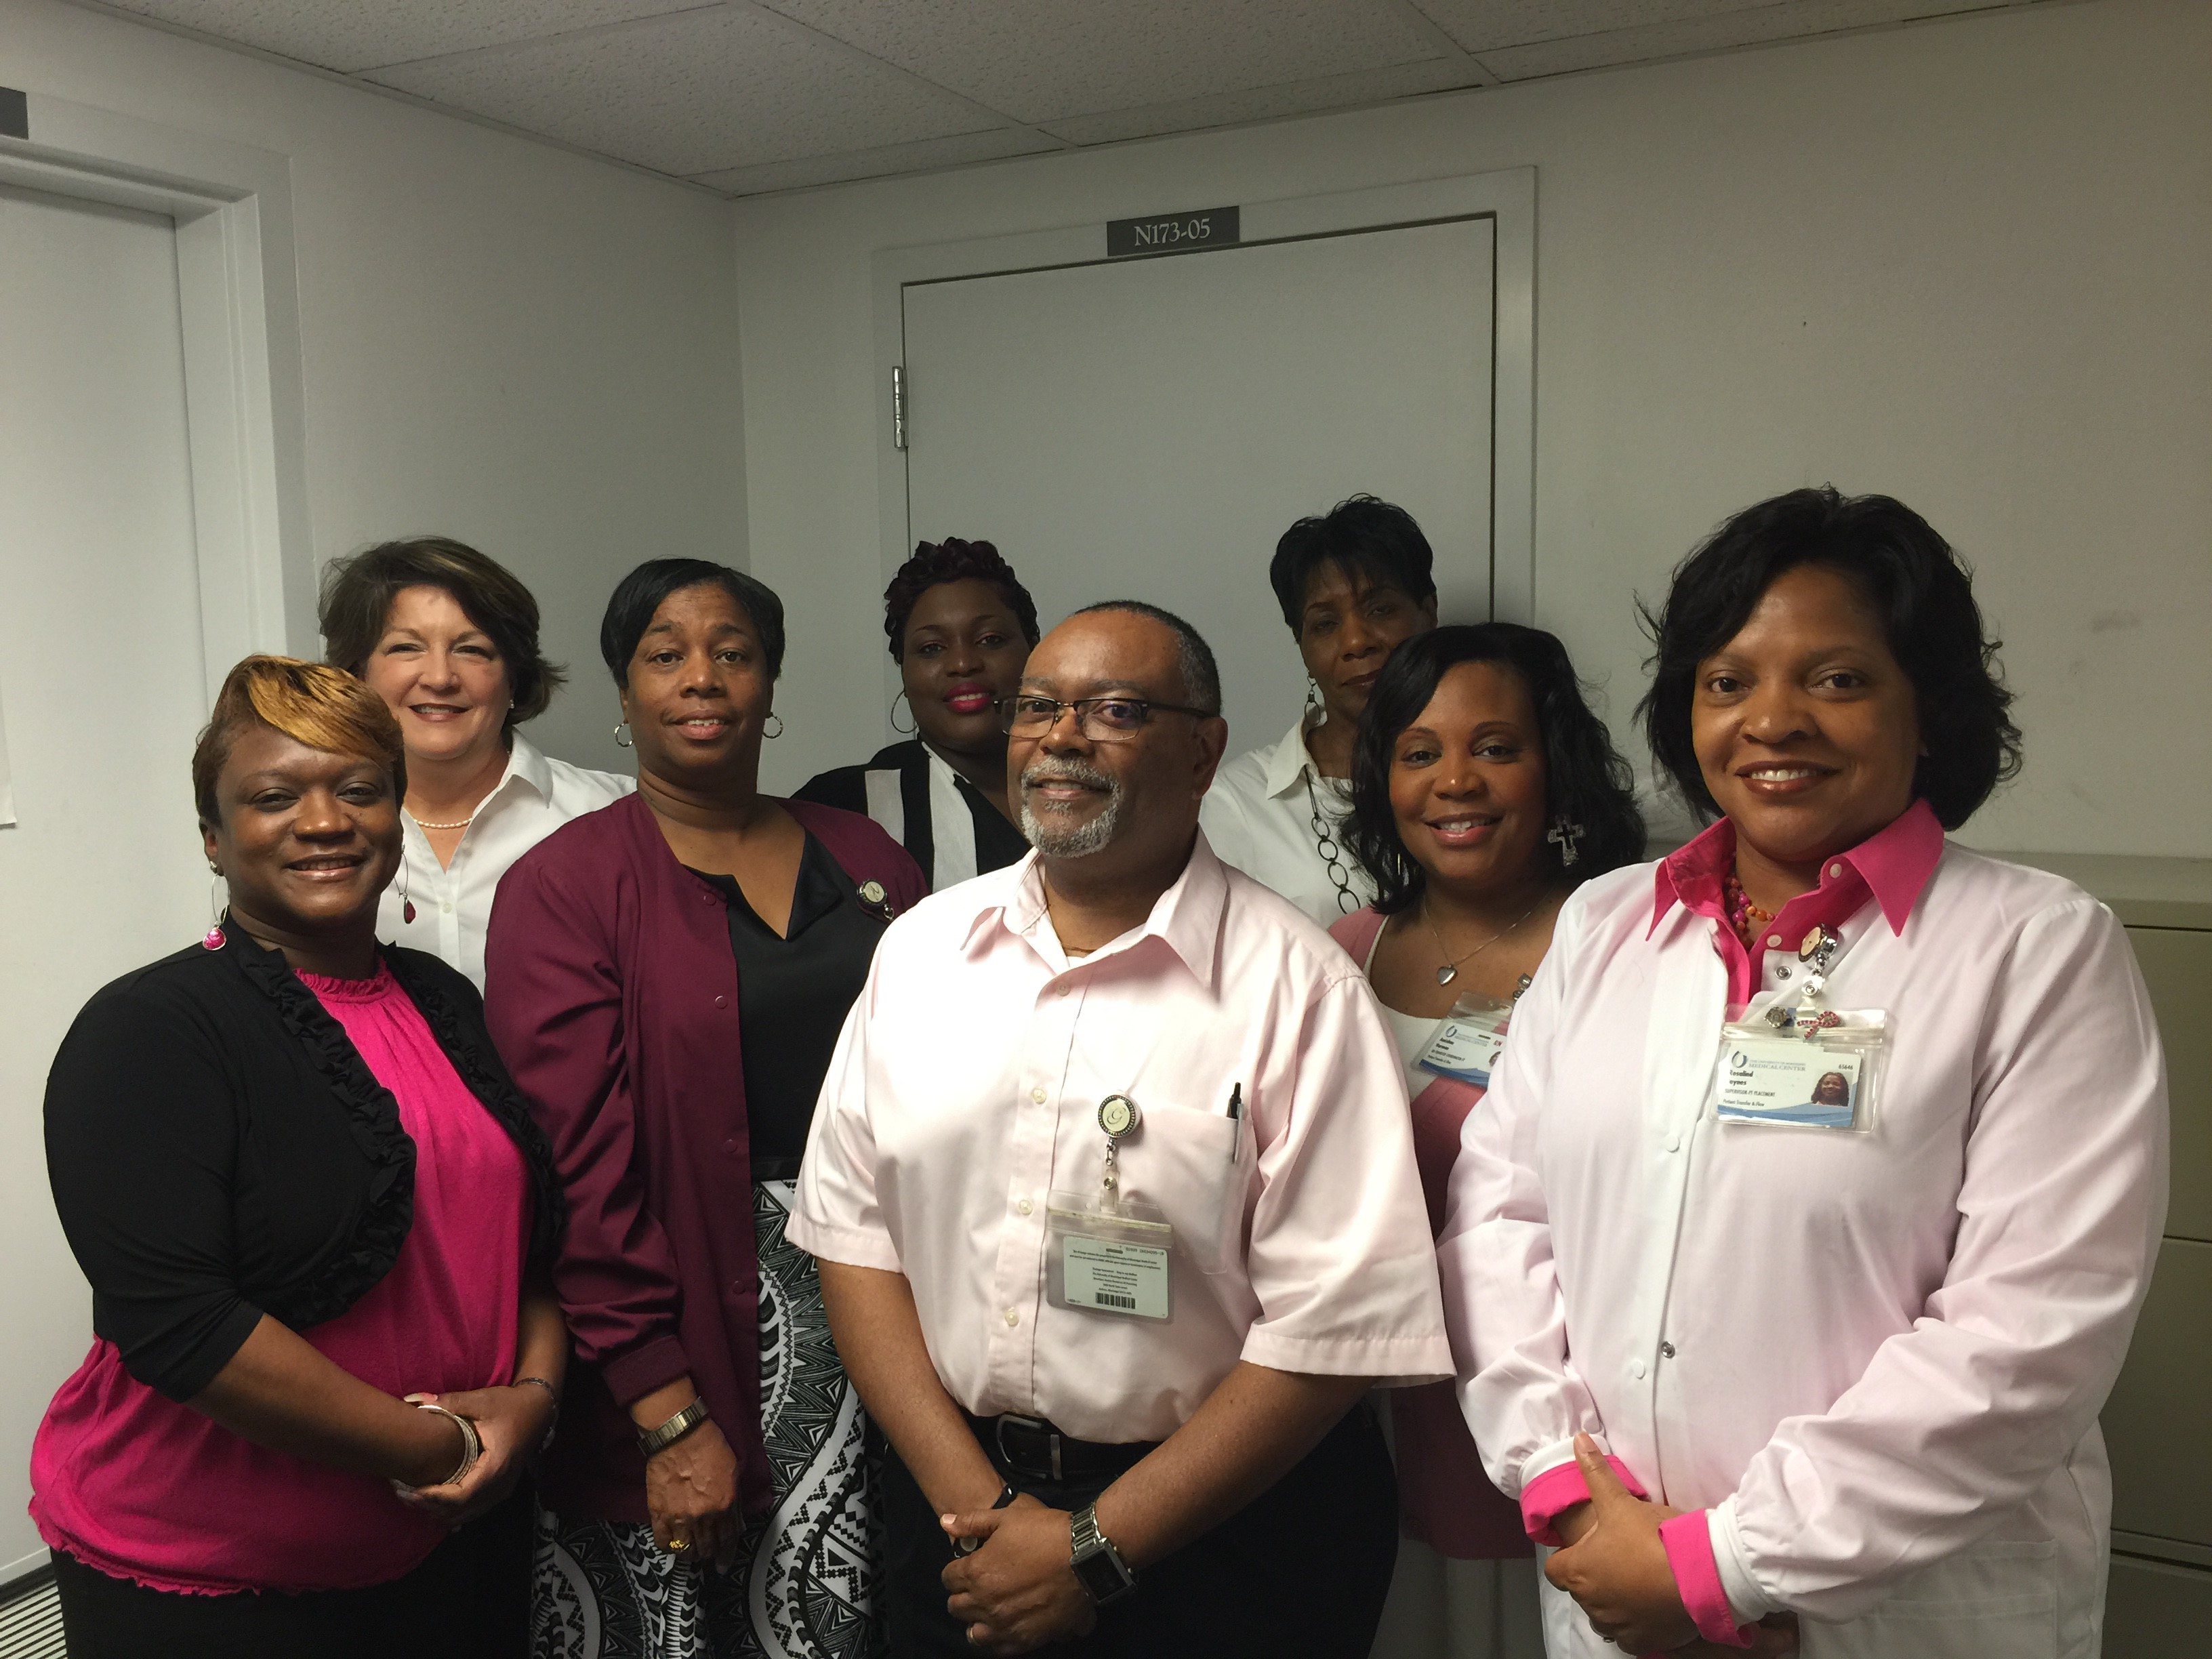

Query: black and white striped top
[794,740,1031,893]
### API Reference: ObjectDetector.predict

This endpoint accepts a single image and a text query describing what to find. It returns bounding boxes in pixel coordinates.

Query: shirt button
[714,994,729,1008]
[1030,1088,1046,1105]
[1630,1357,1647,1380]
[1003,1308,1020,1327]
[1664,1131,1681,1153]
[1016,1198,1033,1215]
[1660,1340,1677,1359]
[1765,934,1783,948]
[1828,863,1844,878]
[723,1137,739,1156]
[440,901,453,914]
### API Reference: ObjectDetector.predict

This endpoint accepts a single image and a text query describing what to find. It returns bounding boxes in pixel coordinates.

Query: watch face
[1073,1547,1134,1604]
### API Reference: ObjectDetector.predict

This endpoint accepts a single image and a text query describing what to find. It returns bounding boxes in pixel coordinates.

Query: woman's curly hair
[882,539,1040,660]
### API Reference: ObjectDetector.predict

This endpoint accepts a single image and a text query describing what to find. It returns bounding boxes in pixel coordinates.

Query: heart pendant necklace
[1423,895,1543,986]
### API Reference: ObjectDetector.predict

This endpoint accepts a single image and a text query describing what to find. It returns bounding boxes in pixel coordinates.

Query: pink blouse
[31,965,529,1594]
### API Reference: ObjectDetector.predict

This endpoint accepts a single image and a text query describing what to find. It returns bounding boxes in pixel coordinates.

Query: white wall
[732,0,2212,859]
[1,0,745,774]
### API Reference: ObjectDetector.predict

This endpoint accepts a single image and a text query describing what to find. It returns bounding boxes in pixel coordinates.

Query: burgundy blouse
[483,792,925,1521]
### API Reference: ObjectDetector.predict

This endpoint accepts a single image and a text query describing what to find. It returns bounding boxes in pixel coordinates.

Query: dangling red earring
[397,855,416,925]
[203,867,227,950]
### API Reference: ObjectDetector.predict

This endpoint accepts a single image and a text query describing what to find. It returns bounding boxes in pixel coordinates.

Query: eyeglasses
[998,694,1215,741]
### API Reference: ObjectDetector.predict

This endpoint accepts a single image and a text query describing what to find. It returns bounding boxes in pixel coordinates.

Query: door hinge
[892,364,907,451]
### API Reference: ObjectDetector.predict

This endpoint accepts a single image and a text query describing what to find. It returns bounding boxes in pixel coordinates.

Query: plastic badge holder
[1045,1191,1174,1322]
[1417,992,1515,1088]
[1715,1004,1891,1132]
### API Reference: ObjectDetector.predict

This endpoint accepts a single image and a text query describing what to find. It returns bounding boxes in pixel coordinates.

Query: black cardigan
[43,924,562,1404]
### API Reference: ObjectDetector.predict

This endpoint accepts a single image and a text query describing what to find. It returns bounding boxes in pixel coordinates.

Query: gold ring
[668,1536,691,1553]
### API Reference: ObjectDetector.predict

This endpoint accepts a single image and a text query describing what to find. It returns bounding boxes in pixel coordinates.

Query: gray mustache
[1021,761,1113,791]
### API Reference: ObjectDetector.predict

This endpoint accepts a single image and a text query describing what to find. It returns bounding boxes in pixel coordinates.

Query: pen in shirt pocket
[1226,1082,1243,1160]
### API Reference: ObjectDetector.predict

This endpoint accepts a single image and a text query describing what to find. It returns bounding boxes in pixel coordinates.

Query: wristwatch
[1069,1504,1137,1606]
[636,1398,710,1459]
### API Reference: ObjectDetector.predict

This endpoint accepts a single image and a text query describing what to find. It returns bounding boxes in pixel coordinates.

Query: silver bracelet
[636,1397,710,1459]
[415,1401,482,1485]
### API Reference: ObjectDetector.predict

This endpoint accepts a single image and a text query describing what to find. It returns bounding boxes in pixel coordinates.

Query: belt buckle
[994,1412,1063,1481]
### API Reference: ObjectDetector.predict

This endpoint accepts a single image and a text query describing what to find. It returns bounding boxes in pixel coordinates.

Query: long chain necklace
[1301,771,1359,916]
[1422,895,1543,986]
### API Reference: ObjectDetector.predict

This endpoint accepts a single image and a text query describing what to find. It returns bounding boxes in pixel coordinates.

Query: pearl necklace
[412,811,476,832]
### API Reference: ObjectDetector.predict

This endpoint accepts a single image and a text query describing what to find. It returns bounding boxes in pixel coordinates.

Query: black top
[795,739,1030,892]
[43,924,562,1403]
[691,834,889,1180]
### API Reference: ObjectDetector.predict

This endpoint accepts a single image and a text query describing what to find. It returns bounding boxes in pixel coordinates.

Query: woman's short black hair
[883,538,1040,660]
[1636,487,2022,830]
[1268,495,1438,634]
[1348,623,1645,914]
[600,559,785,686]
[319,535,565,726]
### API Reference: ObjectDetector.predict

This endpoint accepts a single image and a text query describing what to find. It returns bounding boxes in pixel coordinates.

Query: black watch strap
[952,1483,1020,1557]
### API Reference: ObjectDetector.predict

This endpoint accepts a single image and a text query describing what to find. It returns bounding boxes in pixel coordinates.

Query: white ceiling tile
[1411,1,1778,56]
[693,128,1062,196]
[759,0,1446,125]
[1473,0,2015,80]
[94,0,706,75]
[367,7,1000,177]
[1042,57,1488,146]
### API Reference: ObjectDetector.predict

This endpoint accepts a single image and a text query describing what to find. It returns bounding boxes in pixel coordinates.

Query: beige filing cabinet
[1999,852,2212,1649]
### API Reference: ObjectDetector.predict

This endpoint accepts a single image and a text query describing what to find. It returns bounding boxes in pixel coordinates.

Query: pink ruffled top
[30,964,529,1594]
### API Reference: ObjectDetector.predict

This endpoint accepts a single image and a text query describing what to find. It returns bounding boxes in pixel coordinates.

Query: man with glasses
[794,600,1450,1656]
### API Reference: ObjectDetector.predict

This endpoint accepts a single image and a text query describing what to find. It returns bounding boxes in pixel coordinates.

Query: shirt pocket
[1810,1541,2058,1659]
[1114,1100,1254,1277]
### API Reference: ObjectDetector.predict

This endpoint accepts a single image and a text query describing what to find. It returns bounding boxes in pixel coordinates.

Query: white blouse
[376,731,632,989]
[1200,710,1373,928]
[1439,842,2167,1659]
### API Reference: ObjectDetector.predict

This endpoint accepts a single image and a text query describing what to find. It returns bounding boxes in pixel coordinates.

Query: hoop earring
[890,691,918,736]
[397,856,416,926]
[1547,816,1585,869]
[1305,677,1322,710]
[203,867,227,951]
[764,713,784,741]
[614,722,634,748]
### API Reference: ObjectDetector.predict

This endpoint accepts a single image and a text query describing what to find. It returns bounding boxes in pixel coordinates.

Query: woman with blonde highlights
[31,656,567,1658]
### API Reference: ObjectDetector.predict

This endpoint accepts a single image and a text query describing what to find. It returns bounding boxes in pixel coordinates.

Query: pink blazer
[1330,906,1530,1561]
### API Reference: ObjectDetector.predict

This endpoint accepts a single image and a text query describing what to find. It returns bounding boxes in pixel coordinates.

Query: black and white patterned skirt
[533,1181,884,1659]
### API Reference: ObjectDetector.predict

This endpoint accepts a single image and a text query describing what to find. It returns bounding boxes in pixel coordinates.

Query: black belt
[966,1412,1158,1484]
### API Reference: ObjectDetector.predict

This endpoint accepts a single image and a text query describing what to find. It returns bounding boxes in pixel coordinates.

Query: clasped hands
[1549,1435,1798,1658]
[390,1381,560,1530]
[939,1494,1097,1655]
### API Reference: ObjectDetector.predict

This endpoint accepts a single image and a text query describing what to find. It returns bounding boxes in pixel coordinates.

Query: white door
[899,217,1494,758]
[0,183,208,1578]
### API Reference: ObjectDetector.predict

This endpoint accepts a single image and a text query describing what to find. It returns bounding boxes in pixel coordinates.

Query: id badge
[1417,993,1514,1088]
[1045,1192,1174,1322]
[1715,1004,1891,1132]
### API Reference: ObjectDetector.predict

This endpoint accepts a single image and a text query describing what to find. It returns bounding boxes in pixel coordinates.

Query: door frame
[0,90,310,702]
[871,166,1535,631]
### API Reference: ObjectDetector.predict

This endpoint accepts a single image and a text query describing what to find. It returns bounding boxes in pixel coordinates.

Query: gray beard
[1020,763,1122,858]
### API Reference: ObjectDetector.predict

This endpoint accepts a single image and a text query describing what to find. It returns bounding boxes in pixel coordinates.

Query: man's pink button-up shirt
[792,834,1452,1444]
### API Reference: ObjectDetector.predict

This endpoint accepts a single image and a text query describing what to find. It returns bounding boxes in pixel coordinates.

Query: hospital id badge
[1046,1191,1174,1321]
[1716,1004,1891,1132]
[1417,993,1513,1088]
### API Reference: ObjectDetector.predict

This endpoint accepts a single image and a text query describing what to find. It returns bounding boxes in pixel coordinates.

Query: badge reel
[1046,1096,1175,1322]
[1416,972,1531,1089]
[1716,926,1891,1132]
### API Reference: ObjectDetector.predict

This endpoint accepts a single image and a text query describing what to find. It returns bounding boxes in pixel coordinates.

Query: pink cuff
[1518,1455,1650,1547]
[1658,1511,1755,1647]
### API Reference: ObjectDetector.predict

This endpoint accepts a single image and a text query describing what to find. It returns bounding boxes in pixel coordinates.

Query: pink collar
[1651,798,1945,938]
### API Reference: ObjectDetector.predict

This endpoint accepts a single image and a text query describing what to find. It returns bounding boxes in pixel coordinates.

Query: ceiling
[79,0,2042,197]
